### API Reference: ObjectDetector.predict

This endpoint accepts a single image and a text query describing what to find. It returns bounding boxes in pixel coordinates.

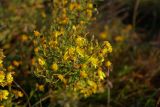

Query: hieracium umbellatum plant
[32,0,112,97]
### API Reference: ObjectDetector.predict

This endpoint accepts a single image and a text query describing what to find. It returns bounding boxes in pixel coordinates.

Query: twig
[13,81,31,107]
[32,95,51,107]
[133,0,140,30]
[107,87,110,107]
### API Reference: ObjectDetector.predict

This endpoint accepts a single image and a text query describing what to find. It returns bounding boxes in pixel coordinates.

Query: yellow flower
[105,61,112,68]
[87,3,93,9]
[69,3,74,11]
[36,84,44,92]
[12,90,23,98]
[17,91,23,97]
[51,63,58,71]
[34,47,39,53]
[7,65,14,72]
[57,74,66,84]
[63,51,69,61]
[100,32,107,39]
[75,80,85,90]
[80,21,85,25]
[87,80,97,93]
[0,90,9,100]
[72,25,76,31]
[6,72,13,84]
[53,31,62,38]
[81,64,87,70]
[57,74,64,81]
[89,57,98,68]
[80,89,91,97]
[34,30,40,37]
[31,58,35,65]
[69,3,80,11]
[13,60,21,67]
[125,24,132,32]
[68,47,75,55]
[60,17,69,25]
[76,47,85,57]
[0,71,5,83]
[61,0,67,5]
[103,41,112,53]
[101,48,107,55]
[49,41,58,48]
[0,60,2,65]
[68,47,77,61]
[75,36,86,47]
[0,64,2,68]
[33,40,38,45]
[76,3,81,10]
[38,57,45,66]
[115,35,124,42]
[21,34,28,42]
[0,50,5,63]
[98,67,106,80]
[80,71,87,78]
[86,9,92,18]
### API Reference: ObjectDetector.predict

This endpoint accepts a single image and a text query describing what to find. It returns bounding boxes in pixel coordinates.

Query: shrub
[32,0,112,98]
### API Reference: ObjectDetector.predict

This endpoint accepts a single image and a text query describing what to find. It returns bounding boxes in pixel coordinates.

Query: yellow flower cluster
[0,90,9,101]
[103,41,112,53]
[97,23,132,44]
[32,0,112,97]
[0,51,13,87]
[0,50,14,102]
[12,90,23,98]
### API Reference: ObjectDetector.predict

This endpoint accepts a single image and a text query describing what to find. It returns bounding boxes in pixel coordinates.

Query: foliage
[32,0,112,98]
[0,0,112,106]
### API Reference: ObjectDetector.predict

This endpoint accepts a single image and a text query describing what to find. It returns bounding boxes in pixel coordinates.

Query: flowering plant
[32,0,112,97]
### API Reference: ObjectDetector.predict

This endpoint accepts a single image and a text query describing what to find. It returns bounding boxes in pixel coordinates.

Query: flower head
[34,30,40,37]
[36,84,44,92]
[38,57,45,66]
[6,72,13,84]
[98,67,106,80]
[12,90,23,98]
[0,90,9,100]
[105,61,112,68]
[51,63,58,71]
[80,71,87,78]
[103,41,112,53]
[89,57,98,68]
[76,36,86,47]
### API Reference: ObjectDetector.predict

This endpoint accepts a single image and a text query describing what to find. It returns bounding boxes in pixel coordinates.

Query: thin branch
[32,95,51,107]
[13,81,31,107]
[133,0,140,30]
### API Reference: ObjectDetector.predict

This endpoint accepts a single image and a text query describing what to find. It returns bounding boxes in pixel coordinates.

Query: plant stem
[133,0,140,30]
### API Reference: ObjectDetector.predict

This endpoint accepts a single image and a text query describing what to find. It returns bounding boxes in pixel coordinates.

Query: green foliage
[0,0,113,106]
[32,0,112,98]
